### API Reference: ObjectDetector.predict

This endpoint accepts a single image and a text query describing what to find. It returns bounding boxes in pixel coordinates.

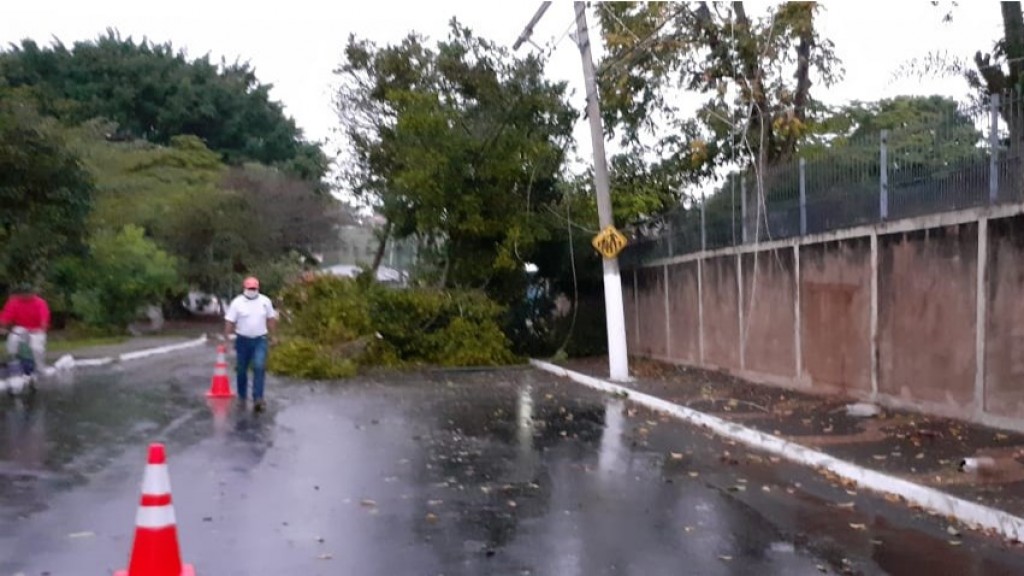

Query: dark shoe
[253,399,266,413]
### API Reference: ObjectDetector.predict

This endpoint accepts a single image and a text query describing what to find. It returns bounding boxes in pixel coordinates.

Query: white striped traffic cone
[115,443,195,576]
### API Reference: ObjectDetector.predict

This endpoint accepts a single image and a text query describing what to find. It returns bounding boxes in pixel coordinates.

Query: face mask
[244,289,259,299]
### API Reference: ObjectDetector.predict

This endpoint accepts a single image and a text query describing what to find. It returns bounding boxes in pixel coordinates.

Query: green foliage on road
[269,275,515,379]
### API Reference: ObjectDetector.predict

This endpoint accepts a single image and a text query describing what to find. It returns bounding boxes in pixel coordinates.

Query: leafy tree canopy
[597,2,842,177]
[334,20,577,302]
[0,30,329,182]
[0,89,92,286]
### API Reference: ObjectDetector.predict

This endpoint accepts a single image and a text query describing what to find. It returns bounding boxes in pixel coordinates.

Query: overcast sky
[0,1,1004,168]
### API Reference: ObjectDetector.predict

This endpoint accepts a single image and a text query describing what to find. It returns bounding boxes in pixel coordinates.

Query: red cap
[147,443,166,465]
[243,276,259,289]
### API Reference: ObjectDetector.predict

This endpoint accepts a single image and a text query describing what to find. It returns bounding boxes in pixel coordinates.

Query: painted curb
[531,358,1024,542]
[118,334,208,362]
[0,335,209,393]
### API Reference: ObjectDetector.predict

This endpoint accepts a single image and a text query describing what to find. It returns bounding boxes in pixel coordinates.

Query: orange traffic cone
[115,443,196,576]
[206,345,233,398]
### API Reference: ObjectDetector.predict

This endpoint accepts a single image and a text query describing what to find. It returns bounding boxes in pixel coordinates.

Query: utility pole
[514,2,630,381]
[513,2,551,51]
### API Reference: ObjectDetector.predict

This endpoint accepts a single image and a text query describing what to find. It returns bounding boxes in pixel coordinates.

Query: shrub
[269,274,518,379]
[267,337,358,379]
[60,225,180,330]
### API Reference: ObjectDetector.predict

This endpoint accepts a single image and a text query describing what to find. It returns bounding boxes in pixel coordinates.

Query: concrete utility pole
[572,2,629,381]
[514,2,630,381]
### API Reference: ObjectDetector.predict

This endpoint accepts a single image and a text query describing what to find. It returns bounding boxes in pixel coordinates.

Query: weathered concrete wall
[624,204,1024,431]
[741,249,796,379]
[800,238,872,394]
[878,225,978,409]
[701,256,741,370]
[667,262,700,363]
[986,216,1024,418]
[635,267,667,358]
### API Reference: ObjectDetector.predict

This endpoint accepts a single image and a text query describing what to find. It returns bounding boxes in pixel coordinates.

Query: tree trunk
[370,220,392,274]
[785,3,815,159]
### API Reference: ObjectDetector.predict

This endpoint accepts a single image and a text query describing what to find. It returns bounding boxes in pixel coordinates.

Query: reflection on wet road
[1,353,1022,575]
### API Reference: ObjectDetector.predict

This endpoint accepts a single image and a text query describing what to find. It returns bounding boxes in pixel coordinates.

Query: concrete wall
[878,225,978,409]
[742,249,797,379]
[986,216,1024,419]
[667,262,700,363]
[635,267,667,358]
[799,238,872,395]
[623,204,1024,432]
[701,256,741,370]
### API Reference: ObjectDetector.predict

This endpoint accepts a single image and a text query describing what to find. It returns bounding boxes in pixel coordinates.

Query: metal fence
[620,91,1024,269]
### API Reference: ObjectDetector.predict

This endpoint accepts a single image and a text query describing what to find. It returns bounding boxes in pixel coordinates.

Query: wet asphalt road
[1,351,1023,575]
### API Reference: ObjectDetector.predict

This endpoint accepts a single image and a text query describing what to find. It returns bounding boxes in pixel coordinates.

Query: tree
[0,31,328,182]
[64,225,180,330]
[823,96,984,169]
[688,95,987,242]
[597,2,842,177]
[902,3,1023,144]
[221,164,341,264]
[0,91,92,287]
[334,20,577,303]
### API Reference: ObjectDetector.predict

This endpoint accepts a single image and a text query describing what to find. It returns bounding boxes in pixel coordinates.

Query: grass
[47,335,128,354]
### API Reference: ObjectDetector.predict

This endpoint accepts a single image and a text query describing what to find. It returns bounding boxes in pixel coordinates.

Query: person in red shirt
[0,283,50,378]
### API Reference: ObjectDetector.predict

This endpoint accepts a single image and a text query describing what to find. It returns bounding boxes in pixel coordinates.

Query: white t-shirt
[225,294,278,337]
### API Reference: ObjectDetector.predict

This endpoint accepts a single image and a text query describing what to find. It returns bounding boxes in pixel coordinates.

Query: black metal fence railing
[620,91,1024,270]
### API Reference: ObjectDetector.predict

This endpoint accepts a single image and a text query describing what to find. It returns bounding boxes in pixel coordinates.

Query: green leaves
[0,92,92,285]
[0,31,325,182]
[334,21,575,299]
[597,2,842,174]
[66,225,180,329]
[269,275,516,379]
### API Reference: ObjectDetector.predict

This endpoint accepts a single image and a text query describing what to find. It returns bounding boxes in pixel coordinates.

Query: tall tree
[334,20,576,302]
[0,30,328,182]
[597,2,841,176]
[0,91,92,286]
[901,3,1024,143]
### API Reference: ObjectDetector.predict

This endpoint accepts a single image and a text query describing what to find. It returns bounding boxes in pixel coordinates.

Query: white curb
[0,334,209,393]
[118,334,208,362]
[531,359,1024,542]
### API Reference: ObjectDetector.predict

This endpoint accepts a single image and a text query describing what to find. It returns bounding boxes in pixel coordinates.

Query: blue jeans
[235,335,268,401]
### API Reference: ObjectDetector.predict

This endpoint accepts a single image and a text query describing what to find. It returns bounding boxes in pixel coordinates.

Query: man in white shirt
[224,276,278,412]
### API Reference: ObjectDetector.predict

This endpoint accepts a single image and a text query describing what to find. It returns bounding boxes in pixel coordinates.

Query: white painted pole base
[602,257,630,381]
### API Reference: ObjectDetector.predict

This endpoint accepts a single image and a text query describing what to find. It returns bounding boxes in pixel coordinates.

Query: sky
[0,1,1005,175]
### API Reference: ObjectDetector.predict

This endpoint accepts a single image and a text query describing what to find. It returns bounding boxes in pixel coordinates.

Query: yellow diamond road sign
[591,225,628,259]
